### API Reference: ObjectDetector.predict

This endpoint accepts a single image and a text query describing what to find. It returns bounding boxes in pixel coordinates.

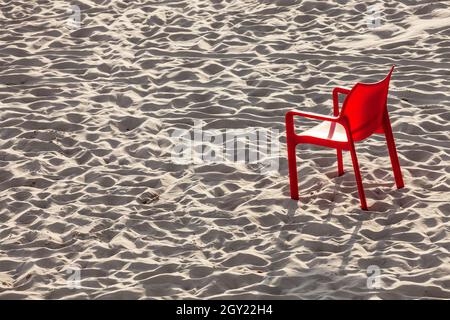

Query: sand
[0,0,449,299]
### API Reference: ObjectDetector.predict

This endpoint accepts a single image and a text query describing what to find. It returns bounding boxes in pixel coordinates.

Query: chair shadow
[338,220,363,275]
[279,183,405,297]
[324,172,345,221]
[286,198,298,218]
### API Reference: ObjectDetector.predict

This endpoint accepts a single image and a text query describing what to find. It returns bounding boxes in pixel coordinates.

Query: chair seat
[298,121,348,142]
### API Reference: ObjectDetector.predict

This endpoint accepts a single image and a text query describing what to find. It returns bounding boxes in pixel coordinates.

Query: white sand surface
[0,0,449,299]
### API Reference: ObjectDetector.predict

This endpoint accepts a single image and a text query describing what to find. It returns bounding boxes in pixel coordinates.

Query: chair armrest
[285,110,338,137]
[333,87,351,95]
[332,87,351,116]
[286,110,338,122]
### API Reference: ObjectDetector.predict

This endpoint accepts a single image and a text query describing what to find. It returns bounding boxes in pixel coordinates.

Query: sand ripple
[0,0,449,299]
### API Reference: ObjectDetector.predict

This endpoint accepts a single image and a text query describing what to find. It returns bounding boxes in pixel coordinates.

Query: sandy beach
[0,0,449,299]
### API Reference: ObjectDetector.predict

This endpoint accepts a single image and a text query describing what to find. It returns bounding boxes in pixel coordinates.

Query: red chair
[285,66,404,210]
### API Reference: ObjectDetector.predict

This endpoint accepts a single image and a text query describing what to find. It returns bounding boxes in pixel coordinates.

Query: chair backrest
[340,66,394,141]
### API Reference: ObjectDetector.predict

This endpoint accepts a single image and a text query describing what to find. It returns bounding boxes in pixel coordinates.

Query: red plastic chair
[285,66,404,210]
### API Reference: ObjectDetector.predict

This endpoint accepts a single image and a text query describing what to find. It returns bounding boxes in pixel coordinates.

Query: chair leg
[348,143,368,210]
[337,148,344,176]
[383,115,404,189]
[287,141,299,200]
